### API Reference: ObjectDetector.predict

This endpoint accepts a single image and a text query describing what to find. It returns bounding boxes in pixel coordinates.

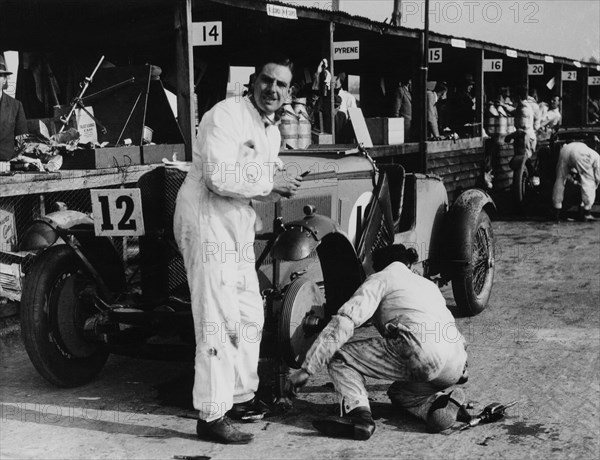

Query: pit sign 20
[91,189,145,237]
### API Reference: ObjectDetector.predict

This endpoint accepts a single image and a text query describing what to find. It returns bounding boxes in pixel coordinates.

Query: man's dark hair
[434,82,447,94]
[372,244,419,272]
[255,55,294,76]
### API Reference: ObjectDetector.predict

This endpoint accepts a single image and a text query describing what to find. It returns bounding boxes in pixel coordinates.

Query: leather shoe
[227,397,271,421]
[196,416,254,444]
[312,407,376,440]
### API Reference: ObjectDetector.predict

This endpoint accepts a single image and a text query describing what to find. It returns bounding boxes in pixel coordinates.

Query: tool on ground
[460,400,518,431]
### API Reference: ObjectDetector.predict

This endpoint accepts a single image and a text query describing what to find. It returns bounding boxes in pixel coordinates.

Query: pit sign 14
[91,189,145,237]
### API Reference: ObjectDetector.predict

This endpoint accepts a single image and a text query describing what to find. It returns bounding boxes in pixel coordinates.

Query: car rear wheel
[20,245,109,387]
[451,210,495,316]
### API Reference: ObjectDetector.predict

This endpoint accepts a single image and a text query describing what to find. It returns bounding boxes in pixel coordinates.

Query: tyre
[451,210,495,316]
[20,245,109,387]
[512,160,529,212]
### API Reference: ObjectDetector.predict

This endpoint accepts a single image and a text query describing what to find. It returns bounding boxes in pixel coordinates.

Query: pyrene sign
[334,41,359,61]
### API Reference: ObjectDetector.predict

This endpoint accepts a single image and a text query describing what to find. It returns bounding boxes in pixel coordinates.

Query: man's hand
[273,169,303,198]
[284,369,310,398]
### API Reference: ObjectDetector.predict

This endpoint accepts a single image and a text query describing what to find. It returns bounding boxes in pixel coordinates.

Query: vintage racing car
[512,127,600,214]
[17,147,496,389]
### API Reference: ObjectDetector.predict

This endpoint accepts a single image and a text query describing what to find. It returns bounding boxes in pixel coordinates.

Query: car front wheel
[20,245,109,387]
[451,210,495,316]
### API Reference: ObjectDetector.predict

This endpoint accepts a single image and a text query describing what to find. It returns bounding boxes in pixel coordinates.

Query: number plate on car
[90,189,145,237]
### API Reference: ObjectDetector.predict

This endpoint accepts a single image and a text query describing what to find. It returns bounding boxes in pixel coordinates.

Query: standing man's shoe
[227,397,271,421]
[312,406,376,440]
[196,416,254,444]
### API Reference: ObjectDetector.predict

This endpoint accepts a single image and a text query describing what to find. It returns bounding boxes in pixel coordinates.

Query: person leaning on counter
[0,55,27,161]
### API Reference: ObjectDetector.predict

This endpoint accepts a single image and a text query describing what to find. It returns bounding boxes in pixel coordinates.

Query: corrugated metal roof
[215,0,596,68]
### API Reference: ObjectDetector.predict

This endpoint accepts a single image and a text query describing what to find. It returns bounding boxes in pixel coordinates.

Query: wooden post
[475,49,484,136]
[329,21,335,144]
[581,67,589,125]
[419,0,430,173]
[175,0,195,161]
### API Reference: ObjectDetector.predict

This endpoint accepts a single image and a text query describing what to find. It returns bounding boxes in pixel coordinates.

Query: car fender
[271,211,365,316]
[443,188,496,265]
[20,210,125,297]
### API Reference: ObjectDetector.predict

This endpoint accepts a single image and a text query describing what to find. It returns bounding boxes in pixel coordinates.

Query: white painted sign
[528,64,545,75]
[483,59,503,72]
[589,76,600,86]
[75,106,98,144]
[450,39,466,48]
[266,4,298,19]
[429,48,442,63]
[506,49,518,58]
[544,56,554,63]
[192,21,222,46]
[91,189,145,237]
[562,71,577,81]
[573,61,582,68]
[333,41,360,61]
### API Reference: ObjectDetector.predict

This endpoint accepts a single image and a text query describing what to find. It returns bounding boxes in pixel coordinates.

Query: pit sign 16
[483,59,503,72]
[91,189,145,237]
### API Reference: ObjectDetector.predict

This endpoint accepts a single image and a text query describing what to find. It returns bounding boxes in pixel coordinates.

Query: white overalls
[552,142,600,211]
[174,97,282,422]
[301,262,467,422]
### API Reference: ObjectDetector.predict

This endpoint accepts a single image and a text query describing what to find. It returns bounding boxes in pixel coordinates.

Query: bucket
[497,117,508,135]
[486,117,498,134]
[279,105,298,149]
[507,117,515,133]
[297,113,312,149]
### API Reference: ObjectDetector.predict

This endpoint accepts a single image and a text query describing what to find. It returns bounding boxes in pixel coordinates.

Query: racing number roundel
[347,191,373,245]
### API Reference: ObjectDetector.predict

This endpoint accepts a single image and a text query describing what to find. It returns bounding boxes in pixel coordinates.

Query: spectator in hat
[285,244,469,440]
[0,55,28,161]
[450,74,476,135]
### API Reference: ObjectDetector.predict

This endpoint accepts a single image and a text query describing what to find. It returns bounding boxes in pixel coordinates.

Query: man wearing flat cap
[0,54,28,161]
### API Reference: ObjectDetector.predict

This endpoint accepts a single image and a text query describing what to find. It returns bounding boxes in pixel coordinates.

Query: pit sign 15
[91,189,145,237]
[429,48,442,63]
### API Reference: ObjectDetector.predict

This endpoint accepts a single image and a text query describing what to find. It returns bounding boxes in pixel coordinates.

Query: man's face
[551,97,560,109]
[253,63,292,116]
[0,75,7,91]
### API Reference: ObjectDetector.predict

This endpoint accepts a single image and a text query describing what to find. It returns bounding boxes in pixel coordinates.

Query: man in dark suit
[0,55,28,161]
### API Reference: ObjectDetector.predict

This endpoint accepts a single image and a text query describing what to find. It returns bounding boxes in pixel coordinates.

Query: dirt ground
[1,216,599,460]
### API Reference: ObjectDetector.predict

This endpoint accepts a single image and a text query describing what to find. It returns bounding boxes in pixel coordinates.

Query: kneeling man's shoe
[227,397,271,421]
[312,406,376,440]
[196,416,254,444]
[426,388,467,433]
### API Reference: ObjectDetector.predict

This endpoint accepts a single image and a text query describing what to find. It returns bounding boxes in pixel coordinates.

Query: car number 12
[90,189,145,237]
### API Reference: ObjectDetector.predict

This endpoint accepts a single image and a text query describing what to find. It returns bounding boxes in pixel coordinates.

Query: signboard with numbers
[429,48,442,63]
[528,64,544,75]
[91,189,145,237]
[562,71,577,81]
[589,76,600,86]
[483,59,503,72]
[192,21,222,46]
